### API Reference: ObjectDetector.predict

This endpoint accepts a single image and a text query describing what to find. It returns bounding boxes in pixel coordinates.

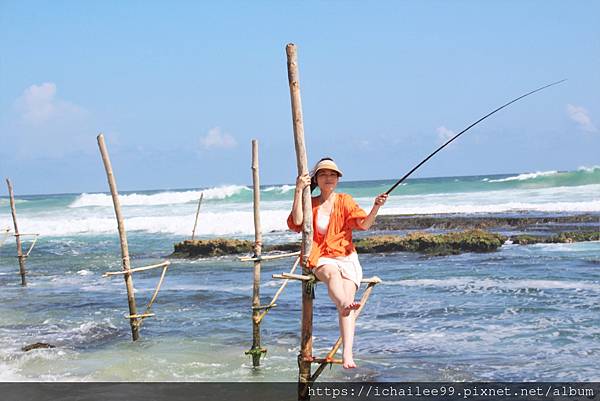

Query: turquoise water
[0,167,599,381]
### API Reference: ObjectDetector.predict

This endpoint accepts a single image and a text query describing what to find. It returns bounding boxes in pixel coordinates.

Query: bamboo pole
[103,261,170,277]
[96,133,140,341]
[22,234,39,257]
[246,139,266,366]
[135,262,169,329]
[273,272,313,281]
[239,251,300,262]
[191,192,204,240]
[273,274,382,285]
[5,179,27,286]
[286,42,314,401]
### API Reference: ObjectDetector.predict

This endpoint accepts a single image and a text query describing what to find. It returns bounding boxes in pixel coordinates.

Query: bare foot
[341,301,361,317]
[342,356,357,369]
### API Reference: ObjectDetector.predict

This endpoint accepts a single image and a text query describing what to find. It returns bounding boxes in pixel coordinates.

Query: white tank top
[316,210,330,235]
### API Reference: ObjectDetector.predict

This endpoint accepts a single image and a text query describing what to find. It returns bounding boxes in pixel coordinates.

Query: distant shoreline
[371,213,600,234]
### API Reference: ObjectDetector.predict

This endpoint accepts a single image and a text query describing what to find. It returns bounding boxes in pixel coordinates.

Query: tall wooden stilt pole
[191,192,204,240]
[5,179,27,286]
[286,43,314,401]
[97,133,140,341]
[249,139,266,366]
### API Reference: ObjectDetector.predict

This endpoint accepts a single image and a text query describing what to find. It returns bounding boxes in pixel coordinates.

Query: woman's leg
[314,265,359,368]
[313,264,348,310]
[339,278,358,368]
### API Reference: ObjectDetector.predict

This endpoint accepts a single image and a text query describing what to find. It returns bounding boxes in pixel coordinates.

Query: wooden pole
[248,139,266,366]
[5,179,27,286]
[286,42,314,401]
[96,133,140,341]
[191,192,204,240]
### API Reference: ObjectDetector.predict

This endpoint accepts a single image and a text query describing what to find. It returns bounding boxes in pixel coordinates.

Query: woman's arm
[291,173,311,226]
[356,193,388,230]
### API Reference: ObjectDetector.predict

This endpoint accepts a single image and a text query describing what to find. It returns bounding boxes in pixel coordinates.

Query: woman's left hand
[374,193,388,207]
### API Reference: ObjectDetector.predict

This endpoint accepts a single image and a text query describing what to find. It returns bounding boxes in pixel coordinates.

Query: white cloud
[199,127,237,150]
[567,104,597,133]
[4,82,94,160]
[436,126,456,144]
[15,82,87,125]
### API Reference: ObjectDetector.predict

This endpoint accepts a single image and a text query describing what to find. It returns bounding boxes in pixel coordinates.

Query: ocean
[0,167,599,381]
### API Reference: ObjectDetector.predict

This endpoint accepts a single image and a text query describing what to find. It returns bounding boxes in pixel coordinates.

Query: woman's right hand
[295,173,311,192]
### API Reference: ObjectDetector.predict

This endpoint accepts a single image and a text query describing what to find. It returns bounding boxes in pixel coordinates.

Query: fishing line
[385,79,567,195]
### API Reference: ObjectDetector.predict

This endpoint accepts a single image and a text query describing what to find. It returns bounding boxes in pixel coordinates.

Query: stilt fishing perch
[385,79,567,195]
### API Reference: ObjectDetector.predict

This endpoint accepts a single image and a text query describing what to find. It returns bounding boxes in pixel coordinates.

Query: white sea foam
[578,165,600,173]
[0,209,292,237]
[374,183,600,215]
[76,270,93,276]
[51,320,120,346]
[0,362,25,381]
[263,185,294,194]
[1,181,598,237]
[381,200,600,215]
[386,277,600,292]
[487,170,559,183]
[69,185,250,208]
[0,199,28,206]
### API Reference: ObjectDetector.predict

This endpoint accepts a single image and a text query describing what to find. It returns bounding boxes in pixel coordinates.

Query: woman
[287,158,387,369]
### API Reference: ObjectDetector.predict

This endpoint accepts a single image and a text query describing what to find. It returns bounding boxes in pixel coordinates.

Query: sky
[0,1,599,195]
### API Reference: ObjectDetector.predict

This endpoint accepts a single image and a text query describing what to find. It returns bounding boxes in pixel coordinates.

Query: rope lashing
[304,273,317,299]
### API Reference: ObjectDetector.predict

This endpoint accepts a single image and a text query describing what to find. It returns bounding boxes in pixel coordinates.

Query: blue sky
[1,1,598,195]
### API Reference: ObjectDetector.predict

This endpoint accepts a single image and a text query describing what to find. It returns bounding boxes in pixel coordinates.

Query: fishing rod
[385,79,567,195]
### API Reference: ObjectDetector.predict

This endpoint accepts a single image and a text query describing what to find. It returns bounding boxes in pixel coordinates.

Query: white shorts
[316,252,363,289]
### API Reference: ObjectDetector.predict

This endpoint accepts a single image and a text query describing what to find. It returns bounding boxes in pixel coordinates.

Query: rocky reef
[371,214,599,232]
[170,214,599,258]
[172,239,254,258]
[22,342,55,352]
[354,230,507,256]
[510,231,599,245]
[171,229,507,258]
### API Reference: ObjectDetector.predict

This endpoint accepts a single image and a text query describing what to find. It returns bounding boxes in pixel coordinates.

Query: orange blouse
[287,193,368,269]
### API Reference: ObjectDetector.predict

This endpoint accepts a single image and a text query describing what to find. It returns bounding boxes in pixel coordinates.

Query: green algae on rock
[355,229,507,256]
[171,239,254,258]
[170,229,598,259]
[510,231,599,245]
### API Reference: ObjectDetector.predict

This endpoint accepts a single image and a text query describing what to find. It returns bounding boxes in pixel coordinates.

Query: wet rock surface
[170,214,599,258]
[171,239,253,258]
[22,342,56,352]
[354,230,507,256]
[371,213,599,232]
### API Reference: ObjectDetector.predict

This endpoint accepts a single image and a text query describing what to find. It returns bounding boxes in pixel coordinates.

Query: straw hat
[310,158,343,178]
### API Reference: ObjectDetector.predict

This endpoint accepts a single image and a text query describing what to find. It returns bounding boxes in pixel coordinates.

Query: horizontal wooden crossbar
[272,272,312,281]
[303,356,343,365]
[252,303,277,311]
[103,261,171,277]
[239,251,300,262]
[125,313,155,319]
[273,273,382,284]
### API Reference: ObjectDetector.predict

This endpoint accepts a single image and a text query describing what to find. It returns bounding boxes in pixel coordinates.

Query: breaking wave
[69,185,251,207]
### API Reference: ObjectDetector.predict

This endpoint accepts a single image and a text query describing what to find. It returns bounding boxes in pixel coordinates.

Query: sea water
[0,167,599,381]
